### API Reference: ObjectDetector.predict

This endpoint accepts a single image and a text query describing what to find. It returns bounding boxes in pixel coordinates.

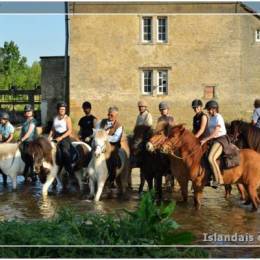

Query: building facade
[69,2,260,129]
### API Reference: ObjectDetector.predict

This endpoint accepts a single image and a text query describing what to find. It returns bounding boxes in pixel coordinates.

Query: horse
[131,124,173,200]
[229,120,260,152]
[148,124,260,211]
[84,129,129,201]
[28,136,92,196]
[0,143,25,190]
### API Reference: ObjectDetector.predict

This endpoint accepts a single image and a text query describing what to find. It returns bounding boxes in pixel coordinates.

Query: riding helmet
[204,100,219,110]
[159,101,169,110]
[137,100,148,107]
[56,101,67,109]
[82,101,92,109]
[24,104,33,112]
[191,99,203,108]
[0,111,10,120]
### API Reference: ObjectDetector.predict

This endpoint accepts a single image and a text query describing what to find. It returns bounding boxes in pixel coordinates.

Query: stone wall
[69,3,260,131]
[40,56,67,125]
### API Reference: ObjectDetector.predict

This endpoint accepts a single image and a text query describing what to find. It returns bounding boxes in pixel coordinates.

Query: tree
[0,41,41,89]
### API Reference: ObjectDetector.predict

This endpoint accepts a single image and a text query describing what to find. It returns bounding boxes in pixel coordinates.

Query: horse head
[92,129,110,157]
[161,124,186,154]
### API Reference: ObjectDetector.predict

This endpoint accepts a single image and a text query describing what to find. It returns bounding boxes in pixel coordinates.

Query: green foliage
[0,192,208,258]
[0,41,41,89]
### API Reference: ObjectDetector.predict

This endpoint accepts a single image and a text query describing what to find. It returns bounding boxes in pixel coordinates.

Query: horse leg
[42,174,55,196]
[2,173,7,187]
[138,170,145,193]
[89,178,95,200]
[155,173,163,202]
[95,179,105,202]
[192,182,203,210]
[247,185,259,211]
[176,176,188,202]
[75,170,84,192]
[11,175,17,190]
[237,184,246,201]
[224,184,232,199]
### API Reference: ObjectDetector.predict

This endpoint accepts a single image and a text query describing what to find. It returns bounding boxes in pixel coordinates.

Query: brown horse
[148,124,260,211]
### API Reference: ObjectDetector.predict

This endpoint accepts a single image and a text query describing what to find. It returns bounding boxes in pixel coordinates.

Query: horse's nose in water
[146,142,154,152]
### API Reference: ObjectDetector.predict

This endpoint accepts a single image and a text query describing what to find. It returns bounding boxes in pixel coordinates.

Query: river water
[1,169,260,257]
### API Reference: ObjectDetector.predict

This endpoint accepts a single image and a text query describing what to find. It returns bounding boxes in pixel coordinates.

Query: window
[256,29,260,42]
[142,70,153,94]
[204,86,216,99]
[142,17,152,42]
[157,17,167,43]
[157,70,168,94]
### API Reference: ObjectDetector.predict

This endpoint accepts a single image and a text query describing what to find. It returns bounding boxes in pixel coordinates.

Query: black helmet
[0,111,9,120]
[24,104,33,112]
[204,100,219,110]
[82,101,92,109]
[56,101,67,109]
[159,101,169,110]
[191,99,203,108]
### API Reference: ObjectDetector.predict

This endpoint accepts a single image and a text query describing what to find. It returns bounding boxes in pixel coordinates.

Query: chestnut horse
[148,124,260,211]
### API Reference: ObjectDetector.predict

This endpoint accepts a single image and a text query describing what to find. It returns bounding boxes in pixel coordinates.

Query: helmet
[24,104,33,112]
[254,99,260,108]
[137,100,148,107]
[159,101,169,110]
[204,100,219,110]
[56,101,67,109]
[0,111,9,120]
[191,99,203,108]
[82,101,92,109]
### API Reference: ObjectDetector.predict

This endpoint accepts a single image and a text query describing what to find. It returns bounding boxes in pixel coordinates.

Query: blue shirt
[252,108,260,128]
[0,122,14,140]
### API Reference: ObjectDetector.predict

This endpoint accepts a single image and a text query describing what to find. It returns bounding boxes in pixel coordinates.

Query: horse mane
[28,137,53,163]
[0,143,19,160]
[168,124,203,167]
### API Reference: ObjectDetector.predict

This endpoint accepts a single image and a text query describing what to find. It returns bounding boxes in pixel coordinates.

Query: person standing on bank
[135,100,153,127]
[0,111,14,143]
[157,101,174,126]
[78,101,97,145]
[200,100,227,188]
[19,104,38,180]
[48,102,73,177]
[191,99,208,139]
[252,99,260,128]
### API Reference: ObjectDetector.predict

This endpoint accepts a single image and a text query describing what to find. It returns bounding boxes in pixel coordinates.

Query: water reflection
[38,195,57,218]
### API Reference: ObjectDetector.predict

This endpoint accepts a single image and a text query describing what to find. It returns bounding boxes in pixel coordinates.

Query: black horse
[130,125,172,200]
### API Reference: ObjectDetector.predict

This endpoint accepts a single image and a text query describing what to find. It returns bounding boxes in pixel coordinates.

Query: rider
[157,101,174,126]
[48,102,74,177]
[200,100,227,188]
[0,111,14,143]
[96,106,123,187]
[78,101,97,145]
[135,100,153,127]
[19,105,38,180]
[191,99,208,139]
[252,99,260,128]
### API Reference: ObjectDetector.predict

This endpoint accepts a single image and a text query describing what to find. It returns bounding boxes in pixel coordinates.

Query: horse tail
[71,141,92,152]
[116,149,128,175]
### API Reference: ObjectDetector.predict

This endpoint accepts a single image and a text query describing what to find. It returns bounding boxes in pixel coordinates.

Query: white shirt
[208,113,226,138]
[96,120,123,143]
[53,115,68,134]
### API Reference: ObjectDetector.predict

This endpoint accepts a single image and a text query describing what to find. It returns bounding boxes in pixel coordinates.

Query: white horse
[28,137,92,196]
[85,129,129,201]
[0,143,25,190]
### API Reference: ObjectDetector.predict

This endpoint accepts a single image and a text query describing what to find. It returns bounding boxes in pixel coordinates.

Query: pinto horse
[83,129,129,201]
[148,124,260,211]
[131,124,172,199]
[28,137,92,196]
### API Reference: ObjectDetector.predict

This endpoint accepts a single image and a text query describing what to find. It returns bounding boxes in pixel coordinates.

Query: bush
[0,192,209,258]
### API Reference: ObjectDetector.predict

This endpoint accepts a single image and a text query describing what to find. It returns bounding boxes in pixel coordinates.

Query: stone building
[67,2,260,130]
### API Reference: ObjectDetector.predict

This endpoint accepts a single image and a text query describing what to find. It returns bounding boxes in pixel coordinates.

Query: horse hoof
[251,207,258,212]
[244,200,251,205]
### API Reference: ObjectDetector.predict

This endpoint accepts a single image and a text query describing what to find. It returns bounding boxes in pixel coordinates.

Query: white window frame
[142,70,153,95]
[256,29,260,42]
[157,17,168,43]
[157,70,168,95]
[142,17,153,43]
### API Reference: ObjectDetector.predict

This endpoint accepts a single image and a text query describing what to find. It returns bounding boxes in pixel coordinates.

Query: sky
[0,1,260,66]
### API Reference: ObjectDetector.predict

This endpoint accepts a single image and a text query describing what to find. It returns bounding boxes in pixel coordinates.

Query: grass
[0,192,209,258]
